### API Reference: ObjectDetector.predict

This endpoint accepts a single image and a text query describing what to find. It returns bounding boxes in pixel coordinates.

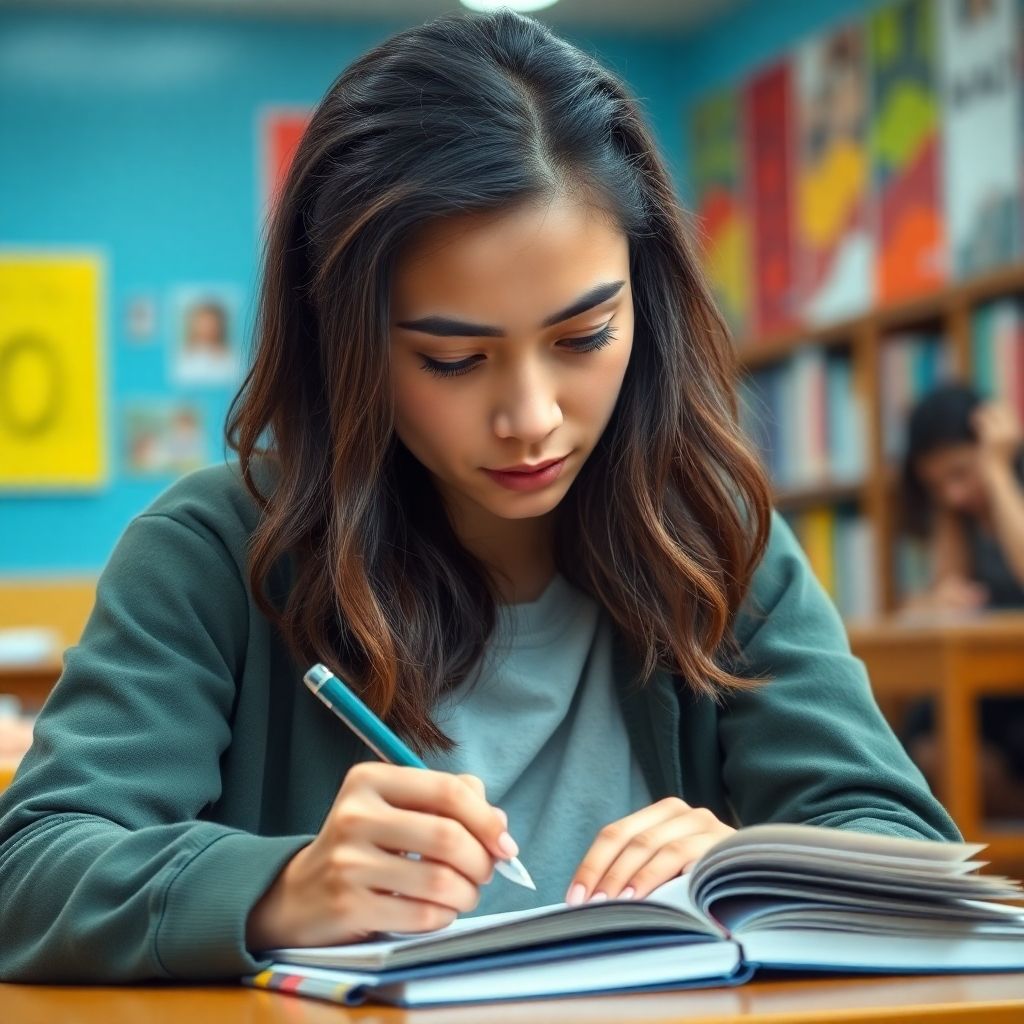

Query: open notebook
[242,823,1024,1008]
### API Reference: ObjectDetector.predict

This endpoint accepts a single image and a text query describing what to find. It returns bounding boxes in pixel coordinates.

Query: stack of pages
[242,823,1024,1007]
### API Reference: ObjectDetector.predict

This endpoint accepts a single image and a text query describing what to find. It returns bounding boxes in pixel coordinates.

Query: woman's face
[915,443,987,517]
[388,197,634,534]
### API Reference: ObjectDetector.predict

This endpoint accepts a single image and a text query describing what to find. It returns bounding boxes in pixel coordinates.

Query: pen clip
[304,663,333,690]
[303,664,395,764]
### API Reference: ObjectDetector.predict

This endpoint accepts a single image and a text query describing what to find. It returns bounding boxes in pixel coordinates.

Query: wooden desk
[847,610,1024,874]
[0,660,64,713]
[3,973,1024,1023]
[0,577,96,713]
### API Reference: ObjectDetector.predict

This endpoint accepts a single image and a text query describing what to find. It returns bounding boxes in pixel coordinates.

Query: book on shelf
[972,298,1024,425]
[894,532,932,599]
[795,506,836,594]
[739,348,864,490]
[880,331,953,462]
[783,507,877,620]
[835,512,877,619]
[242,822,1024,1009]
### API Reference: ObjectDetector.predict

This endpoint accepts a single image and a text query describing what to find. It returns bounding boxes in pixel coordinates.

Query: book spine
[243,968,362,1006]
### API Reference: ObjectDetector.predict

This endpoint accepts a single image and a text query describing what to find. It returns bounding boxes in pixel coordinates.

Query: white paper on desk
[0,628,61,667]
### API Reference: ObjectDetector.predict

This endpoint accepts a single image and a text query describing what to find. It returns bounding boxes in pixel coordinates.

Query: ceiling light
[459,0,561,12]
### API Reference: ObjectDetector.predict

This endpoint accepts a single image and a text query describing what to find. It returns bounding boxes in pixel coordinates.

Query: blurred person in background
[898,383,1024,820]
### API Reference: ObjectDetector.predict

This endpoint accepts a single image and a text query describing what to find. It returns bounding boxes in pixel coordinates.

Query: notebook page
[265,873,719,972]
[688,824,1022,922]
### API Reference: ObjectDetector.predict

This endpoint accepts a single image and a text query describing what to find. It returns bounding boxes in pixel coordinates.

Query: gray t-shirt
[423,571,654,916]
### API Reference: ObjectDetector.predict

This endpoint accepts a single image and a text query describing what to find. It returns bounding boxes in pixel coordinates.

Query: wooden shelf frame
[737,260,1024,615]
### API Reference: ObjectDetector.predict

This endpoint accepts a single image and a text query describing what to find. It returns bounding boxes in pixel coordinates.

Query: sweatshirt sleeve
[0,512,314,983]
[718,509,962,842]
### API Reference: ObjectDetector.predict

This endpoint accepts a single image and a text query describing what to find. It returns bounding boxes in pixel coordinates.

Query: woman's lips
[483,454,569,491]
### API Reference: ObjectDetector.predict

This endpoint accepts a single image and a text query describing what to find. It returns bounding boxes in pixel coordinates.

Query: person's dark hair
[226,8,773,755]
[900,382,984,539]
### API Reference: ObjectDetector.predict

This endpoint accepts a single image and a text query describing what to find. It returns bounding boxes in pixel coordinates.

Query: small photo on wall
[124,293,157,344]
[169,285,243,386]
[123,401,207,476]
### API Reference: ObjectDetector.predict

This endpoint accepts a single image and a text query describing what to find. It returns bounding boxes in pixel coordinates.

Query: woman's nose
[493,361,563,441]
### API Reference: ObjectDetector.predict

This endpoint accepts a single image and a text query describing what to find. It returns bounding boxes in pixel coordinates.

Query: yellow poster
[0,253,106,489]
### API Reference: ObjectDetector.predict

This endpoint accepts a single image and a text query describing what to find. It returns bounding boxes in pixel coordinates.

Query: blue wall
[0,2,880,575]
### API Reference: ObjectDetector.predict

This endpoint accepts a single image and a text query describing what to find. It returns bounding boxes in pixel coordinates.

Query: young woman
[898,383,1024,820]
[0,9,958,984]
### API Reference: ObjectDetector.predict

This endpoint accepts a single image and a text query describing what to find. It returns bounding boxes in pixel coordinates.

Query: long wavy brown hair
[227,9,773,756]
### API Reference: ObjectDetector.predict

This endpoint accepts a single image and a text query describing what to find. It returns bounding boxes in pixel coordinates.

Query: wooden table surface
[846,609,1024,876]
[3,973,1024,1024]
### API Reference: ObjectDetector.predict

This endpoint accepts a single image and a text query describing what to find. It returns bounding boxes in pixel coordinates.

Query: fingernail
[589,890,608,903]
[566,883,585,906]
[620,886,635,900]
[496,807,508,827]
[497,831,519,859]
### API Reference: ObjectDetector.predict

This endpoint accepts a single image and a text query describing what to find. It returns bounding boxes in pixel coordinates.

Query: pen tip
[499,856,536,891]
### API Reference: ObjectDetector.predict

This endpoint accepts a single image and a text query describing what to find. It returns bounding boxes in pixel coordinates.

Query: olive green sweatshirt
[0,461,960,983]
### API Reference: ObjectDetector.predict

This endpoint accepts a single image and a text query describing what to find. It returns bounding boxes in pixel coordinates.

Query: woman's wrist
[979,454,1016,493]
[245,877,287,953]
[245,848,306,953]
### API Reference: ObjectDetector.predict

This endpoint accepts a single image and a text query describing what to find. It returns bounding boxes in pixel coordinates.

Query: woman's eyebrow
[395,280,625,338]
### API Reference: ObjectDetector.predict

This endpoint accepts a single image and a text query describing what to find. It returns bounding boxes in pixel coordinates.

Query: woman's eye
[418,323,618,379]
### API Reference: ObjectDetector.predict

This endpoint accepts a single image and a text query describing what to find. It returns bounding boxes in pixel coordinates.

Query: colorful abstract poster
[0,253,106,490]
[795,23,873,324]
[870,0,946,301]
[259,107,312,219]
[939,0,1022,277]
[689,87,751,339]
[746,59,799,338]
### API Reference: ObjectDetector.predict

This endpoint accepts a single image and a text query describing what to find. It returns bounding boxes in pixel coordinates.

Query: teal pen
[303,662,536,891]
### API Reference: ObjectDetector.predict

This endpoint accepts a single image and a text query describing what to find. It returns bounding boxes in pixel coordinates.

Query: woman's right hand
[899,575,988,617]
[929,575,989,611]
[245,763,514,951]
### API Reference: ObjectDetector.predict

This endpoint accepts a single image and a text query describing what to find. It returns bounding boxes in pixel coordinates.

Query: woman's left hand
[564,797,735,905]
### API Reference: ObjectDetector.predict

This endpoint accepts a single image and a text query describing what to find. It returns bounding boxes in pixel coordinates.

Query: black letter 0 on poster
[0,333,63,439]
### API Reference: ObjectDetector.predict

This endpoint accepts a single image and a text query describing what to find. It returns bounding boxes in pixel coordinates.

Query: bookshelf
[736,260,1024,620]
